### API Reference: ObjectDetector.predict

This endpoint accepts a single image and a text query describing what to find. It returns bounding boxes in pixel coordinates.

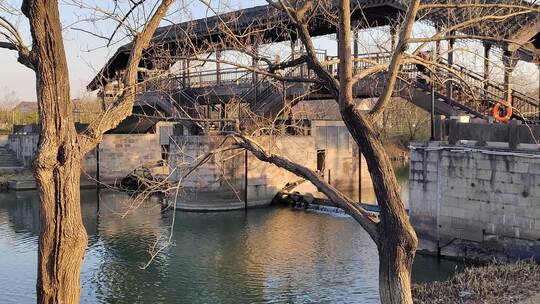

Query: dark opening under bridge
[88,0,540,133]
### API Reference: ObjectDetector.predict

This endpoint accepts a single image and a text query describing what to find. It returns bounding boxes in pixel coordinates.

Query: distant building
[12,102,37,113]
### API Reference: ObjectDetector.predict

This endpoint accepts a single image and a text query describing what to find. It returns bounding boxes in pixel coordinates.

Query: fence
[0,110,101,134]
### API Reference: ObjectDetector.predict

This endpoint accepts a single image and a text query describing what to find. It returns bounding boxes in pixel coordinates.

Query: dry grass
[413,260,540,304]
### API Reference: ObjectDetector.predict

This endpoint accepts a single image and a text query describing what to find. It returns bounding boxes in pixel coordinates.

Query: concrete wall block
[440,157,450,167]
[476,159,494,170]
[427,152,440,163]
[510,162,530,174]
[444,186,470,199]
[475,169,493,181]
[530,163,540,174]
[411,161,424,171]
[410,151,424,162]
[495,182,523,195]
[426,162,439,173]
[410,170,427,182]
[508,172,526,185]
[441,206,466,218]
[444,197,465,208]
[534,220,540,231]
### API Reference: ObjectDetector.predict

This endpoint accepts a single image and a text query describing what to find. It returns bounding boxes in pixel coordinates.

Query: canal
[0,176,460,304]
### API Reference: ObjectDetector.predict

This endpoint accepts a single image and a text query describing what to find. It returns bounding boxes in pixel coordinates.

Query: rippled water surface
[0,189,460,304]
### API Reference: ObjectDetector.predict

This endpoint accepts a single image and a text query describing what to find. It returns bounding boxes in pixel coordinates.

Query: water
[0,187,461,304]
[357,162,410,208]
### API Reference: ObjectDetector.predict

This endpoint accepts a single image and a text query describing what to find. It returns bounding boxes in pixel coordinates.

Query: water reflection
[358,162,410,208]
[0,189,459,304]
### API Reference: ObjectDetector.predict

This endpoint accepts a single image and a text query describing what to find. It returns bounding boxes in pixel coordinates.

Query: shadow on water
[0,188,463,304]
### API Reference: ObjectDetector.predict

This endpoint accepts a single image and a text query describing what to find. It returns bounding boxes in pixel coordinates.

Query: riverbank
[413,260,540,304]
[0,169,33,191]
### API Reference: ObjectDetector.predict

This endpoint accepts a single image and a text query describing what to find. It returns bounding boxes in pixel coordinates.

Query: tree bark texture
[337,1,418,303]
[22,1,88,303]
[18,0,174,302]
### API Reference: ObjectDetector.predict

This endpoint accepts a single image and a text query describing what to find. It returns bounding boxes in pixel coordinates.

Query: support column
[446,32,455,107]
[182,59,187,88]
[216,49,221,85]
[185,59,191,87]
[291,38,296,60]
[353,29,359,72]
[435,40,440,63]
[215,49,225,130]
[503,50,517,103]
[252,39,259,101]
[483,43,491,94]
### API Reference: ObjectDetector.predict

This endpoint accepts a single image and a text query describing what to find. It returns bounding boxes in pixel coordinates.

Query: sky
[0,0,267,103]
[0,0,538,104]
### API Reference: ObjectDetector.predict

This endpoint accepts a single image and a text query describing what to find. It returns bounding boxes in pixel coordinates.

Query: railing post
[216,49,221,86]
[446,32,455,106]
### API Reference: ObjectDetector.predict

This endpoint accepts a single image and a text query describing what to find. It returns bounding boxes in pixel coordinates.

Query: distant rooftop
[12,101,37,113]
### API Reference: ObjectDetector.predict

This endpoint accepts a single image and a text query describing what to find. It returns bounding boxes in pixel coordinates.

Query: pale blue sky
[0,0,267,102]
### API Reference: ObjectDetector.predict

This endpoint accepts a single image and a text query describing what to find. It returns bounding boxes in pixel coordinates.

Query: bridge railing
[134,50,538,122]
[439,57,538,119]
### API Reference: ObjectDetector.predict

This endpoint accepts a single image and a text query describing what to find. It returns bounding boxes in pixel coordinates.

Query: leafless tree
[1,0,538,303]
[165,1,538,303]
[0,1,175,302]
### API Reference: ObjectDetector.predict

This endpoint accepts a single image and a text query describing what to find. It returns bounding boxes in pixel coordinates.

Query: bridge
[88,0,540,133]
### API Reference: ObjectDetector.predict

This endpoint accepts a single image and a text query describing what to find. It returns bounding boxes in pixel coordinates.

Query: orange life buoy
[493,102,513,123]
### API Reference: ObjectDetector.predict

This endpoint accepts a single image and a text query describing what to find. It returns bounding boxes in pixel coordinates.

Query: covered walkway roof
[88,0,540,91]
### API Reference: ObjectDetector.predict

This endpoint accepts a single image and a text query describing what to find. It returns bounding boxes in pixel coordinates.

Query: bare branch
[368,0,421,121]
[232,133,380,242]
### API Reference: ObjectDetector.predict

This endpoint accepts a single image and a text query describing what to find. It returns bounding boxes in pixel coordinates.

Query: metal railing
[131,50,538,122]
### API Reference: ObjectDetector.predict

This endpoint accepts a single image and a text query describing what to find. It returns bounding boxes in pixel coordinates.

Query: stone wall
[410,141,540,261]
[8,134,39,166]
[168,120,371,208]
[168,135,318,206]
[84,134,163,183]
[7,133,163,182]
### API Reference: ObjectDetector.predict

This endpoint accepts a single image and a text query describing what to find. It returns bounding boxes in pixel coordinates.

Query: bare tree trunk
[337,1,417,303]
[340,103,417,304]
[22,1,88,302]
[2,0,173,302]
[379,234,416,304]
[36,159,87,304]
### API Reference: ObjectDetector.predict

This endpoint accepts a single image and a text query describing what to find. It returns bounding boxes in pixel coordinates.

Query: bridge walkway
[135,51,540,127]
